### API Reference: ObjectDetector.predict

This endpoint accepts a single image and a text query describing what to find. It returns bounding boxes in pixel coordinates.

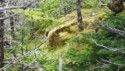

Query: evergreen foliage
[2,0,125,71]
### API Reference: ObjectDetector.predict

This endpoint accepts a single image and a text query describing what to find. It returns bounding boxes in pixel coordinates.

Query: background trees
[0,0,125,71]
[0,0,4,68]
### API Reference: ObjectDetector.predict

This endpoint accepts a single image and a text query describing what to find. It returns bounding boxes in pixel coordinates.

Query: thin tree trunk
[0,0,4,68]
[58,58,63,71]
[10,15,15,38]
[76,0,83,31]
[30,22,34,39]
[21,29,24,71]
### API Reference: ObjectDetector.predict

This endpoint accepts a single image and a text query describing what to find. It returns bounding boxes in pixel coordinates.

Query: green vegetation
[2,0,125,71]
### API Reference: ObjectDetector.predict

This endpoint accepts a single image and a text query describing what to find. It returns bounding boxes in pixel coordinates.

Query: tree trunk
[76,0,83,31]
[58,58,63,71]
[0,0,4,68]
[30,22,35,39]
[10,16,15,38]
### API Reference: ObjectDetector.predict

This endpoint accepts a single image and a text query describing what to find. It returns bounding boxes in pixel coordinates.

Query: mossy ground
[7,7,125,70]
[49,8,106,47]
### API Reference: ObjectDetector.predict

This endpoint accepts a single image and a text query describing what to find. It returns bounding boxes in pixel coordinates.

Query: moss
[34,28,45,36]
[47,8,106,47]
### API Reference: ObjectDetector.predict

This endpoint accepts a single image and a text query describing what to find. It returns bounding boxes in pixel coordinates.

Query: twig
[97,22,125,38]
[0,37,48,70]
[92,39,125,55]
[0,10,23,20]
[0,0,37,11]
[101,59,125,67]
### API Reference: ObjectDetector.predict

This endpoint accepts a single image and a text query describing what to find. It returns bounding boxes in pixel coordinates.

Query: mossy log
[47,19,76,47]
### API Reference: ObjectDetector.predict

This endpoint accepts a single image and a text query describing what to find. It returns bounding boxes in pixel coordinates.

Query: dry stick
[92,39,125,55]
[58,58,63,71]
[0,0,33,11]
[92,39,125,68]
[101,59,125,67]
[97,22,125,38]
[0,6,26,11]
[21,26,24,71]
[0,37,48,71]
[0,0,39,70]
[0,0,39,20]
[0,11,22,20]
[4,0,10,16]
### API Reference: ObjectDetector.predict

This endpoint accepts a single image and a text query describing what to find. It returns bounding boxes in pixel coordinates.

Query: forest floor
[47,8,106,47]
[6,7,125,70]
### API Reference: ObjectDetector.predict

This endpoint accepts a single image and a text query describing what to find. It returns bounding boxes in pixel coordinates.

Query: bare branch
[0,0,39,11]
[92,39,125,55]
[0,37,48,70]
[101,59,125,67]
[0,10,23,20]
[0,4,30,11]
[97,22,125,38]
[0,6,23,11]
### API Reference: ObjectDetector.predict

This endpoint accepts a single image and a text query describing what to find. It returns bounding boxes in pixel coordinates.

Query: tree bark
[0,0,4,68]
[30,22,34,39]
[10,16,15,38]
[76,0,83,31]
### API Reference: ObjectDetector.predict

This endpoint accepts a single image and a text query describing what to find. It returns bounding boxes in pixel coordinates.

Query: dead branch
[92,39,125,55]
[97,22,125,38]
[101,59,125,67]
[0,11,22,20]
[0,2,31,11]
[0,37,48,70]
[0,0,40,12]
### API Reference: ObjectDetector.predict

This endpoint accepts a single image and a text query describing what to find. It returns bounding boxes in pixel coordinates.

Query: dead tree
[0,0,39,68]
[10,14,15,38]
[76,0,83,31]
[0,0,4,68]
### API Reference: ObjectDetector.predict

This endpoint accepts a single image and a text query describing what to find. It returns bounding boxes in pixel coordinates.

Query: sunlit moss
[47,8,106,47]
